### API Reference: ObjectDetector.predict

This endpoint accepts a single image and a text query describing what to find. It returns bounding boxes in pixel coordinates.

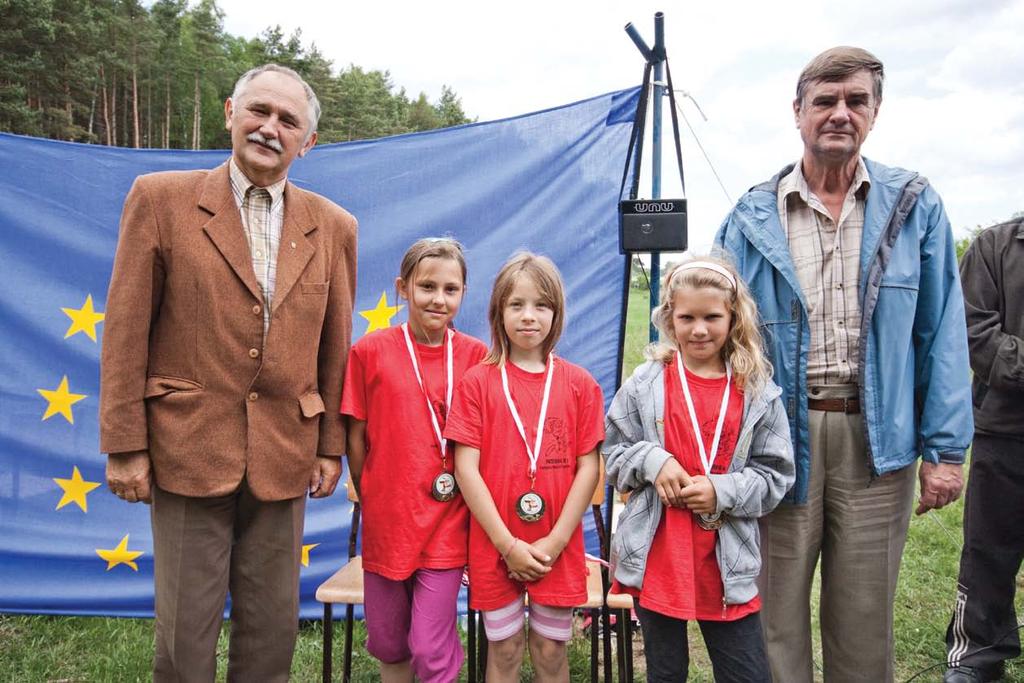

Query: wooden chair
[315,479,363,683]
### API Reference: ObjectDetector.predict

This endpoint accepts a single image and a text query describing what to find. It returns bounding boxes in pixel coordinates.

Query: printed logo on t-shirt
[540,416,571,469]
[700,414,736,474]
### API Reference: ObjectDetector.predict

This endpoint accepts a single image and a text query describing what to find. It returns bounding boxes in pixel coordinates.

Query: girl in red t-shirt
[341,238,487,683]
[605,256,795,683]
[445,252,603,683]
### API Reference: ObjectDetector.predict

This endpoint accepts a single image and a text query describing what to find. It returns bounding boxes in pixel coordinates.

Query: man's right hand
[106,450,153,504]
[654,457,693,508]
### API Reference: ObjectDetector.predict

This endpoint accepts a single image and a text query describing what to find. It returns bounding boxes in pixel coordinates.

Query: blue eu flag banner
[0,87,639,617]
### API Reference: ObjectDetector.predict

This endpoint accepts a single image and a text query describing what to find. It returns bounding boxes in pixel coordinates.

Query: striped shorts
[482,594,573,642]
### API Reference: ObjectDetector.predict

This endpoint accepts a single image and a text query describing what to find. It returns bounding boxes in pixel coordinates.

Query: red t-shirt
[443,358,605,610]
[616,359,760,621]
[340,325,487,580]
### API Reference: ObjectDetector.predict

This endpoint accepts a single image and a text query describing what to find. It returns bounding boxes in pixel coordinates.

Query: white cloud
[218,0,1024,230]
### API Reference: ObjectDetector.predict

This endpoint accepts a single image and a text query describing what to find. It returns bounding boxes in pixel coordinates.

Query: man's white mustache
[246,132,283,153]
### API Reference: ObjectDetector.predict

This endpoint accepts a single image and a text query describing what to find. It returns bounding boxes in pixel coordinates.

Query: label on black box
[619,198,688,253]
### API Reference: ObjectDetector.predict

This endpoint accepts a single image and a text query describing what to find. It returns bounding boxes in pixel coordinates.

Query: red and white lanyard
[675,350,732,476]
[500,356,555,484]
[401,323,453,454]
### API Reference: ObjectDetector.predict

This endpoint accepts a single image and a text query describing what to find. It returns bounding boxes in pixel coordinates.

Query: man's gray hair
[796,46,884,105]
[231,63,321,138]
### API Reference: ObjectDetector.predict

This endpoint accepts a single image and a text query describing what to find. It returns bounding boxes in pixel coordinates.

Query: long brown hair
[648,255,773,393]
[484,252,566,366]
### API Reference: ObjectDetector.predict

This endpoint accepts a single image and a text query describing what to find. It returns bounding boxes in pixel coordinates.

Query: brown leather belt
[807,397,860,414]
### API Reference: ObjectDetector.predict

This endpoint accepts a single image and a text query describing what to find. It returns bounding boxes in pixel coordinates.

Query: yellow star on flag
[53,465,101,512]
[359,292,403,333]
[301,543,320,567]
[61,294,105,342]
[95,534,144,571]
[37,375,87,424]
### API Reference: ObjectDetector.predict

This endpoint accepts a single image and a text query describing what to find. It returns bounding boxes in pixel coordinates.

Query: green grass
[0,615,597,682]
[2,285,1021,681]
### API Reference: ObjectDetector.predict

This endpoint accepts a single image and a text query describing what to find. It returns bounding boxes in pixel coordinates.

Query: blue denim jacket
[715,157,973,504]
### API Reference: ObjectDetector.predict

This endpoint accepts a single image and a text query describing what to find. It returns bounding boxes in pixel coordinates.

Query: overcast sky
[220,0,1023,250]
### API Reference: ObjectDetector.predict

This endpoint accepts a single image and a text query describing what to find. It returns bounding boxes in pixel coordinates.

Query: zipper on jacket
[858,175,925,479]
[793,298,803,489]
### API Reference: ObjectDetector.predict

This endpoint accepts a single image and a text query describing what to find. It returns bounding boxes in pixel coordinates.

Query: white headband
[674,261,737,289]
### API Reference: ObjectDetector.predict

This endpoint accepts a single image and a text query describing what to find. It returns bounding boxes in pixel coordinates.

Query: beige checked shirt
[229,160,286,335]
[778,159,870,386]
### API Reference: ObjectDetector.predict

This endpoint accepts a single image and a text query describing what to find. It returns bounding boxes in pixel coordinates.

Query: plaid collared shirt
[778,159,870,386]
[229,160,286,335]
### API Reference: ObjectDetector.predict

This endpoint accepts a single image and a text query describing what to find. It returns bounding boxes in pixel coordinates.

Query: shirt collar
[779,157,871,204]
[228,159,286,206]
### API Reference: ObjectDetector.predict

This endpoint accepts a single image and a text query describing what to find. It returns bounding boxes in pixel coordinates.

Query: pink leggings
[363,567,465,683]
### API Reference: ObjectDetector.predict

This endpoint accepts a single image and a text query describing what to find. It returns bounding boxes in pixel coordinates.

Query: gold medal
[431,472,458,502]
[515,491,546,522]
[696,511,726,531]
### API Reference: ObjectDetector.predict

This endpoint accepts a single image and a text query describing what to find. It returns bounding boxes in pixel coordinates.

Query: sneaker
[943,662,1005,683]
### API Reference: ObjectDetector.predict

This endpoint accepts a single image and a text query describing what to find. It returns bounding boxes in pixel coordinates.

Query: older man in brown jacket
[99,64,357,681]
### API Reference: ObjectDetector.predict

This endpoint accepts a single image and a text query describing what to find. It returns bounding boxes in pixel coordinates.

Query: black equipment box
[618,198,687,253]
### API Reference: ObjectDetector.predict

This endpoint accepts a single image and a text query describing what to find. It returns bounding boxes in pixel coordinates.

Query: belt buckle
[841,397,855,413]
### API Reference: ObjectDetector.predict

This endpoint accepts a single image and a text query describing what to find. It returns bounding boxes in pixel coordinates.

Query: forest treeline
[0,0,472,149]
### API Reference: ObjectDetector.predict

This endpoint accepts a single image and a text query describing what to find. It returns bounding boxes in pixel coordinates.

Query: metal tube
[623,23,653,62]
[649,12,666,343]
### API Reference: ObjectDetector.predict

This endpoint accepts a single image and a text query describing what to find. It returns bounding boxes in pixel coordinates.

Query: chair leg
[478,611,488,676]
[323,603,333,683]
[343,604,355,683]
[467,608,476,683]
[615,608,628,682]
[589,607,599,683]
[602,604,613,683]
[623,609,634,682]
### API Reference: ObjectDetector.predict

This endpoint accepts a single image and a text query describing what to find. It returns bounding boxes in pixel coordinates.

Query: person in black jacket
[944,217,1024,683]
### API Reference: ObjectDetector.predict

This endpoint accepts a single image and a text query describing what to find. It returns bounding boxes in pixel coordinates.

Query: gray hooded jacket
[604,360,794,606]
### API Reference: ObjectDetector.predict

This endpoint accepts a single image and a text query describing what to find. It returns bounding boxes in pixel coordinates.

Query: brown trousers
[758,385,916,683]
[151,480,306,682]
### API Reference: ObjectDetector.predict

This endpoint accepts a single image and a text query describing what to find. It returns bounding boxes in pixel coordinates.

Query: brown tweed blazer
[100,162,358,501]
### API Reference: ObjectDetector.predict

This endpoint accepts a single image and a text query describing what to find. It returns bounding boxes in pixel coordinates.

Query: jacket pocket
[300,282,329,295]
[299,391,326,418]
[144,375,203,399]
[719,519,761,580]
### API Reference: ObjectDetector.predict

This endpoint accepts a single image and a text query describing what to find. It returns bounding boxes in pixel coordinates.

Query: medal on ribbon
[402,323,458,502]
[501,356,555,523]
[676,351,732,532]
[431,472,457,502]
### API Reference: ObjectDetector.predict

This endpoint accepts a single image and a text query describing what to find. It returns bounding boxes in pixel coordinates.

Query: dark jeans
[636,604,771,682]
[945,433,1024,670]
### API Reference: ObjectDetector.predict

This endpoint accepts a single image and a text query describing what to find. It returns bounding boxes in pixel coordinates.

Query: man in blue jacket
[716,46,973,682]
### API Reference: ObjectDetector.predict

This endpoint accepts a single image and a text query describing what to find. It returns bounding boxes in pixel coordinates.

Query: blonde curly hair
[647,254,773,394]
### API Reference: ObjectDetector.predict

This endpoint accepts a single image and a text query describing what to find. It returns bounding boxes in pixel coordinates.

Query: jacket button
[248,392,259,401]
[252,304,262,315]
[249,348,260,359]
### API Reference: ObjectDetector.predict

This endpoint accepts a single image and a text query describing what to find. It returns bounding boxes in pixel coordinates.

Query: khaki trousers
[758,385,916,682]
[151,480,306,682]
